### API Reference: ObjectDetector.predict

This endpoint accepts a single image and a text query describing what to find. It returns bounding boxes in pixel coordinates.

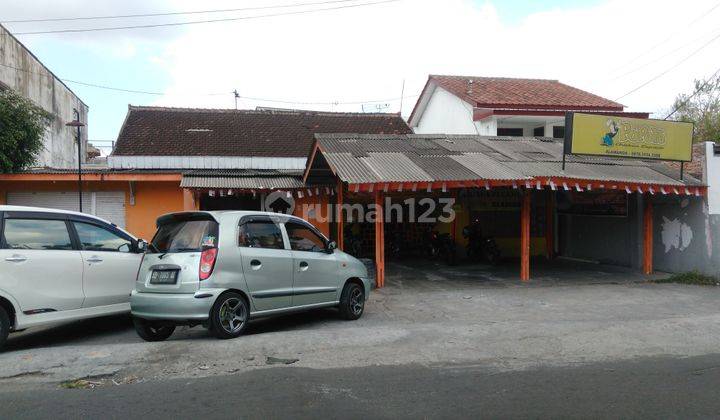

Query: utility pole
[399,79,406,115]
[233,89,240,110]
[65,109,85,213]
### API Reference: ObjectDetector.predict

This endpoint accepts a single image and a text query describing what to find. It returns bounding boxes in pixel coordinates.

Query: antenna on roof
[233,89,240,110]
[399,78,406,115]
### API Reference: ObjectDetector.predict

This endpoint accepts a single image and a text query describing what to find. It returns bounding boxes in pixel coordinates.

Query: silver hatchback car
[130,211,371,341]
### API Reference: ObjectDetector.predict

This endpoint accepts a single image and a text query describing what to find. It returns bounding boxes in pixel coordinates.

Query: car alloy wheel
[349,287,364,316]
[218,297,247,334]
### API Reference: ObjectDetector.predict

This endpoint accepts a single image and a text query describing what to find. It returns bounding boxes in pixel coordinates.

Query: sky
[2,0,719,154]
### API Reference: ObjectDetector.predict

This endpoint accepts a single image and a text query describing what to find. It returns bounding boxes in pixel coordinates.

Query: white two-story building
[408,75,649,137]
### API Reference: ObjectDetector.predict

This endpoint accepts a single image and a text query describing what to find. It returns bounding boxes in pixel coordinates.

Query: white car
[0,205,147,350]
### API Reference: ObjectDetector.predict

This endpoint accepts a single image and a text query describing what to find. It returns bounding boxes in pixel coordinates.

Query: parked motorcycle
[387,227,403,259]
[463,220,501,265]
[428,230,456,265]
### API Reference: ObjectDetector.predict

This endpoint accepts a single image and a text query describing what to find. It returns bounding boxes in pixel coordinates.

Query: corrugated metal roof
[451,154,527,180]
[180,168,306,189]
[406,155,481,180]
[323,152,381,184]
[313,134,703,187]
[180,175,304,189]
[360,153,432,182]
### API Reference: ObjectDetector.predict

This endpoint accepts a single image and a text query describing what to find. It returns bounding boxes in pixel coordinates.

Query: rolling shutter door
[93,192,126,228]
[6,191,126,228]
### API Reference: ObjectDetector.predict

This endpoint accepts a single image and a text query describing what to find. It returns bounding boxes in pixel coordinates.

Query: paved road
[2,354,720,419]
[3,268,720,387]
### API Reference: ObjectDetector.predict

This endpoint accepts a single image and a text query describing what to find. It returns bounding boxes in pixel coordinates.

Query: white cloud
[5,0,719,118]
[152,0,720,118]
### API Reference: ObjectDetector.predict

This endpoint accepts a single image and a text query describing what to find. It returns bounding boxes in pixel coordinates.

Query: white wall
[0,24,88,169]
[413,86,478,134]
[412,84,568,137]
[705,142,720,215]
[474,117,497,135]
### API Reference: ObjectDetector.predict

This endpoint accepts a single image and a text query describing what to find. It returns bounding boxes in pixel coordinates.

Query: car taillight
[199,247,218,281]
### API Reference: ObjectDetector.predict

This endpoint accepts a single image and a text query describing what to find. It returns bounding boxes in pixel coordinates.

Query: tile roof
[428,75,624,110]
[312,134,703,188]
[112,106,412,158]
[664,142,705,181]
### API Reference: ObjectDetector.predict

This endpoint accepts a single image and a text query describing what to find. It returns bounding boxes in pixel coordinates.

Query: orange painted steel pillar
[520,190,531,282]
[545,189,554,260]
[375,189,385,288]
[643,197,653,275]
[336,179,344,251]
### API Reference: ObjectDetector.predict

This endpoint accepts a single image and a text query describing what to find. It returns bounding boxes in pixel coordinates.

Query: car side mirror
[326,240,337,253]
[136,239,148,253]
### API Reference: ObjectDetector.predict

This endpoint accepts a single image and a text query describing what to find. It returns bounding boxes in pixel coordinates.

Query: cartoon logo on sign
[601,119,620,147]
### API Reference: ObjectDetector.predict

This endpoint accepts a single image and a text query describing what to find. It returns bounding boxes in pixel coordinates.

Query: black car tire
[209,292,249,339]
[133,317,175,342]
[0,306,10,351]
[339,282,365,320]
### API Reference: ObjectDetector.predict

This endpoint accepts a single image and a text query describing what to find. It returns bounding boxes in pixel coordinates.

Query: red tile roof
[428,75,624,110]
[112,106,412,158]
[665,142,705,181]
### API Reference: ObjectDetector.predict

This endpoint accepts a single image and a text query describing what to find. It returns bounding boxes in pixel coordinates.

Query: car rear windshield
[150,218,219,253]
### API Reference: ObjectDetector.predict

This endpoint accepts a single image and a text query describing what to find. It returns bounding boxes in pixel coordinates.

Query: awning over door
[180,169,305,190]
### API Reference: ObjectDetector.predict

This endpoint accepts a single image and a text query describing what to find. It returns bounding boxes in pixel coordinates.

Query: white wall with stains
[0,24,88,169]
[705,142,720,215]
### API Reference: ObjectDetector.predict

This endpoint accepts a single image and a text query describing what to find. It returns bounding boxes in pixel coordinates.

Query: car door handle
[5,255,27,263]
[299,261,309,271]
[250,259,262,270]
[86,256,103,263]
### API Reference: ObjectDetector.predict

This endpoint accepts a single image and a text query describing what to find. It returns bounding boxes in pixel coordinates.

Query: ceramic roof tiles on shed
[113,106,412,158]
[311,134,702,187]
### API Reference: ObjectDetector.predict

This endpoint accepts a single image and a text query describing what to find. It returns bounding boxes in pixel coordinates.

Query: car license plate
[150,270,178,285]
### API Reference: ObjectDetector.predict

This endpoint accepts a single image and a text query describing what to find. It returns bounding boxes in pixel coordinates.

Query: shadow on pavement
[4,314,134,352]
[244,307,342,336]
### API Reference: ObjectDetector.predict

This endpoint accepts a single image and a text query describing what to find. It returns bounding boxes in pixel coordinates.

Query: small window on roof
[553,126,565,139]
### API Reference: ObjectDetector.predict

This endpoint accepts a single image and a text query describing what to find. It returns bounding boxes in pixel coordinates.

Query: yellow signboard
[564,112,693,162]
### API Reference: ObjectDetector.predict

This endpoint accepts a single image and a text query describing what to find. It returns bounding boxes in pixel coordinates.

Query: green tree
[0,89,53,172]
[671,75,720,143]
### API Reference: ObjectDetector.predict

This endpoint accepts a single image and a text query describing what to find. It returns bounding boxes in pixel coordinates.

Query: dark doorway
[200,194,261,211]
[497,128,524,137]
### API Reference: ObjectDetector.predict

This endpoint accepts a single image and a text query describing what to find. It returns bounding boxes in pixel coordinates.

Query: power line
[663,65,720,120]
[610,26,720,81]
[609,0,720,75]
[0,60,418,105]
[0,61,226,95]
[237,93,418,106]
[0,0,368,24]
[3,0,400,36]
[614,29,720,101]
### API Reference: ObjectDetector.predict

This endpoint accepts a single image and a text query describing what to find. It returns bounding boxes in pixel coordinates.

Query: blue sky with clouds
[481,0,600,23]
[4,0,719,153]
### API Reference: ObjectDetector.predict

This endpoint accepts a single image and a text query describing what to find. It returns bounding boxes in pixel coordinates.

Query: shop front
[303,133,705,287]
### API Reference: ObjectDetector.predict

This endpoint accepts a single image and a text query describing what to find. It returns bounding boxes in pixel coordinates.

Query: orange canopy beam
[520,190,531,281]
[336,179,344,251]
[374,189,385,288]
[546,189,554,260]
[643,197,653,275]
